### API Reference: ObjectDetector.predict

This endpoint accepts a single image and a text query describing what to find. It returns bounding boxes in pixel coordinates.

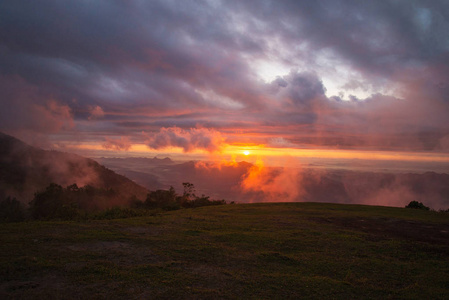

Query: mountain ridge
[0,132,148,208]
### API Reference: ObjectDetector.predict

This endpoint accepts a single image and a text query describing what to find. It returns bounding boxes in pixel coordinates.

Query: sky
[1,0,449,168]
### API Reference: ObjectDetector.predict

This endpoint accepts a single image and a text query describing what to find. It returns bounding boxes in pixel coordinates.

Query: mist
[97,157,449,210]
[0,133,148,208]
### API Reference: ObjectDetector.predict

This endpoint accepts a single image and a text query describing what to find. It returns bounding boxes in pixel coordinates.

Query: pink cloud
[146,127,225,153]
[102,136,132,151]
[0,75,74,141]
[88,105,105,120]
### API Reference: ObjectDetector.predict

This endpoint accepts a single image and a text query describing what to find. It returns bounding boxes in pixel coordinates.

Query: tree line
[2,184,446,223]
[0,182,228,222]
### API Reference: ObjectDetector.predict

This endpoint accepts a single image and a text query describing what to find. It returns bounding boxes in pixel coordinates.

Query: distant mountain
[98,157,260,202]
[98,155,449,210]
[0,132,148,207]
[95,157,175,191]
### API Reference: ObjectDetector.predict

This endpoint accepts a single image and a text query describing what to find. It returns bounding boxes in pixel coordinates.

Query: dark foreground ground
[1,203,449,299]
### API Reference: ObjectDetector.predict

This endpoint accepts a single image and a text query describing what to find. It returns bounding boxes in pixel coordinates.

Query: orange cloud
[88,105,105,120]
[102,136,132,151]
[240,159,303,202]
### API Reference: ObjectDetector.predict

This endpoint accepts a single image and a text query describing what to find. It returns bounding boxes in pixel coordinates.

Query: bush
[128,195,144,208]
[145,187,179,210]
[188,196,226,208]
[29,183,66,219]
[29,183,84,220]
[405,201,430,211]
[0,197,25,222]
[24,182,226,221]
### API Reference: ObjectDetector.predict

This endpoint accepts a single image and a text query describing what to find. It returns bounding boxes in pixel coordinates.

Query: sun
[243,150,250,156]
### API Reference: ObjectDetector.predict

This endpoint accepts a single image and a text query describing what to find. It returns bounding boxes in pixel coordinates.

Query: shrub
[405,201,430,211]
[26,182,226,220]
[128,195,144,208]
[29,183,83,220]
[145,187,179,210]
[29,183,66,219]
[0,197,25,222]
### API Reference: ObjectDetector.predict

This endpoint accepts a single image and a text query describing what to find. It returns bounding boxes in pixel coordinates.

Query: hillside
[1,202,448,299]
[0,132,148,207]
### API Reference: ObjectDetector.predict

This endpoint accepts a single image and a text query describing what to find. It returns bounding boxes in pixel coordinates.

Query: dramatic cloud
[1,0,449,153]
[146,127,225,153]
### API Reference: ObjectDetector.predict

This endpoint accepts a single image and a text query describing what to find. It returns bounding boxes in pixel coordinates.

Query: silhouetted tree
[182,182,196,200]
[66,183,79,193]
[25,181,226,220]
[29,183,81,220]
[29,183,65,219]
[145,186,178,210]
[178,183,226,208]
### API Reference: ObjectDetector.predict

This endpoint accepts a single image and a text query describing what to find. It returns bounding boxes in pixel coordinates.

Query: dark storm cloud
[282,71,327,106]
[251,0,449,78]
[1,0,448,151]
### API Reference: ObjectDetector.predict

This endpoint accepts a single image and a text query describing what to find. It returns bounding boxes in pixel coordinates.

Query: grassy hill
[1,202,448,299]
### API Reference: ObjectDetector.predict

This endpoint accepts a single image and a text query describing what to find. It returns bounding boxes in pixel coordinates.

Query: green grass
[1,202,449,299]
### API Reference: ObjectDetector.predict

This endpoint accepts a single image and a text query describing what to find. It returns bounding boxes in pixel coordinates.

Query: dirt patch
[311,217,449,245]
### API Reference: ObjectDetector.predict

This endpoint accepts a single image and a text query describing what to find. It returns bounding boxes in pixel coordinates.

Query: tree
[145,186,179,210]
[182,182,196,200]
[29,183,65,219]
[29,183,80,219]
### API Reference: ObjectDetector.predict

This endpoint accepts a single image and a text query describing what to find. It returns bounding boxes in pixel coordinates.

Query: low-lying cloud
[146,127,225,153]
[241,161,303,202]
[98,157,449,210]
[239,163,449,210]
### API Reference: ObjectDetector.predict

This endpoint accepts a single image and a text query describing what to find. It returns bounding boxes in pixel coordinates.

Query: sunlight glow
[224,144,449,163]
[68,142,449,171]
[254,60,290,82]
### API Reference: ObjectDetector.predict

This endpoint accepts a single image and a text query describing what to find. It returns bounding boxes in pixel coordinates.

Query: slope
[0,132,148,207]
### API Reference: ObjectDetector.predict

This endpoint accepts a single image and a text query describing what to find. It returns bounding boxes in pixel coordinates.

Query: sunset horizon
[1,0,449,174]
[1,3,449,297]
[1,0,449,210]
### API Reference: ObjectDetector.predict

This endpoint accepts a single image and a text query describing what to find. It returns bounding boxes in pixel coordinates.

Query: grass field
[1,202,449,299]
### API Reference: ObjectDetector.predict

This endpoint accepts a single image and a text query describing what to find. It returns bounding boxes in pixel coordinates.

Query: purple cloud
[146,127,225,153]
[0,0,448,152]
